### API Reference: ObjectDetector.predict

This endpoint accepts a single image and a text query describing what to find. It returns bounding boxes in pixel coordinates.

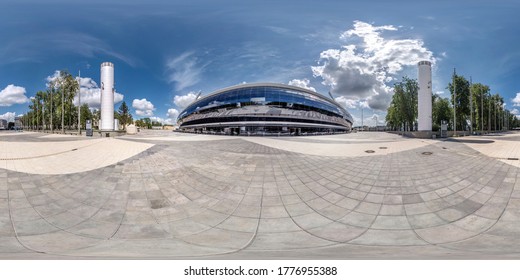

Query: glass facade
[178,84,353,135]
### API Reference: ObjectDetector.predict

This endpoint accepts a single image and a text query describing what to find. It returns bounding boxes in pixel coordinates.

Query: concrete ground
[1,130,520,259]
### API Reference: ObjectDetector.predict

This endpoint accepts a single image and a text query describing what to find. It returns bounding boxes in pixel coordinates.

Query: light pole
[50,86,53,133]
[480,87,483,135]
[469,77,473,135]
[42,95,45,132]
[61,81,64,134]
[452,68,457,136]
[361,108,364,131]
[78,70,81,135]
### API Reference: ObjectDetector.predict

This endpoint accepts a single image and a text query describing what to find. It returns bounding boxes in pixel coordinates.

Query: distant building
[0,119,7,130]
[14,117,22,130]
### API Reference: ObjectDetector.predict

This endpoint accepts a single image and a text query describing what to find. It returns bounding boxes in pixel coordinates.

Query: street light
[50,84,54,133]
[452,68,457,136]
[77,70,81,135]
[62,82,64,134]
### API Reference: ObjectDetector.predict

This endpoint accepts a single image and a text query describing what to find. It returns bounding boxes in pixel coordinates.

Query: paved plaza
[1,130,520,259]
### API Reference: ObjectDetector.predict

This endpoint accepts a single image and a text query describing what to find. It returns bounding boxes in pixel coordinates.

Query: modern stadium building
[177,83,353,135]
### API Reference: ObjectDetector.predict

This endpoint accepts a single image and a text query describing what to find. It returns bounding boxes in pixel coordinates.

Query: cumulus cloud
[46,70,61,87]
[334,96,371,109]
[166,52,207,91]
[312,20,435,110]
[173,92,198,109]
[513,93,520,107]
[132,98,155,117]
[149,116,175,125]
[288,78,316,92]
[0,84,30,106]
[511,108,519,115]
[74,76,124,109]
[150,116,164,123]
[334,96,358,109]
[167,108,179,119]
[0,111,16,122]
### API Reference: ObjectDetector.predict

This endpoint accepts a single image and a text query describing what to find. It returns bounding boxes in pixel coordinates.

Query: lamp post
[452,68,457,136]
[61,80,64,134]
[50,86,53,133]
[469,77,473,135]
[78,70,81,135]
[480,87,483,134]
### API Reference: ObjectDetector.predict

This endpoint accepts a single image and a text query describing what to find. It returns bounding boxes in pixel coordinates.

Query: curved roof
[181,82,352,121]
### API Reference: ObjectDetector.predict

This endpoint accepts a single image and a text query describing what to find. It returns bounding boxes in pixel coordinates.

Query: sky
[1,0,520,125]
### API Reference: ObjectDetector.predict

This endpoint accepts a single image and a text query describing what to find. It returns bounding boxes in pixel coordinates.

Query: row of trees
[134,118,163,129]
[20,70,135,132]
[23,71,79,132]
[386,74,519,132]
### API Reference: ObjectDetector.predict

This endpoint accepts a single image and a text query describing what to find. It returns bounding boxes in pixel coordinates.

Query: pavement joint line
[0,139,107,161]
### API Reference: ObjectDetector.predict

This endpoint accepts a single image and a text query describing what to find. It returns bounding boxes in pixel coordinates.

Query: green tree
[448,74,470,131]
[92,109,100,129]
[135,117,152,129]
[470,83,490,133]
[45,70,78,131]
[385,77,418,131]
[116,101,133,129]
[432,94,452,131]
[79,104,92,129]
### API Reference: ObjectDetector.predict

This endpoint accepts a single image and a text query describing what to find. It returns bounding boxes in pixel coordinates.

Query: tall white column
[418,61,432,131]
[100,62,115,131]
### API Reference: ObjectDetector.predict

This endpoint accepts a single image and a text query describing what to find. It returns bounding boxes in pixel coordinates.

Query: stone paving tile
[307,222,366,242]
[257,217,301,233]
[246,231,335,250]
[2,131,520,258]
[13,219,59,236]
[215,216,258,233]
[338,211,377,228]
[415,224,479,244]
[350,229,427,246]
[179,228,254,250]
[407,213,446,229]
[371,215,411,230]
[68,220,120,239]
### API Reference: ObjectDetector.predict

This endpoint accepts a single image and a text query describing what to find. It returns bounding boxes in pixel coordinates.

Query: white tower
[100,62,115,131]
[418,61,432,131]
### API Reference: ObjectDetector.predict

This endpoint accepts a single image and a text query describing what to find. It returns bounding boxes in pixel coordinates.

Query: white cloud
[166,52,206,91]
[173,92,198,109]
[511,108,519,115]
[150,116,164,123]
[132,98,155,117]
[334,96,359,109]
[156,108,181,125]
[2,32,136,67]
[312,20,435,111]
[46,70,61,87]
[149,116,175,125]
[0,84,30,106]
[288,78,316,92]
[334,96,371,110]
[513,93,520,107]
[0,112,16,122]
[74,76,124,109]
[167,108,179,119]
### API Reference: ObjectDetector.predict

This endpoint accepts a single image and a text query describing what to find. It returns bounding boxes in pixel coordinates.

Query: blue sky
[1,0,520,125]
